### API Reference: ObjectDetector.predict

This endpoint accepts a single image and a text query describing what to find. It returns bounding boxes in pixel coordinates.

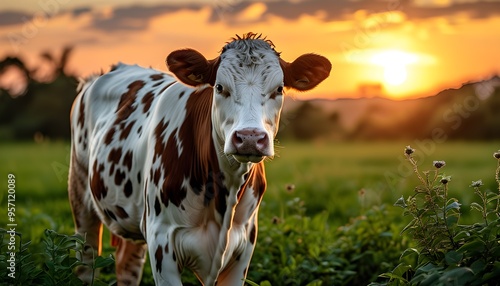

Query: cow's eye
[215,84,224,93]
[277,86,284,94]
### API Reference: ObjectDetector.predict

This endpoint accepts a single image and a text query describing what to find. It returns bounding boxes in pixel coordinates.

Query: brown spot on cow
[142,91,154,113]
[90,161,107,200]
[115,169,125,186]
[119,120,136,140]
[150,74,164,81]
[108,147,123,164]
[122,150,133,171]
[145,182,150,217]
[158,130,187,207]
[104,127,116,145]
[154,196,161,216]
[114,80,144,125]
[153,120,169,161]
[155,245,163,273]
[109,164,115,177]
[77,93,86,128]
[249,224,257,244]
[115,205,129,219]
[124,179,133,197]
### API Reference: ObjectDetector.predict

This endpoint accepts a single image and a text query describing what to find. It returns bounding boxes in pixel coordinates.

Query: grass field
[1,140,500,285]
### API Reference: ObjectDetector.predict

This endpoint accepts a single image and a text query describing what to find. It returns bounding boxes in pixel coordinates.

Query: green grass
[1,140,499,284]
[263,141,500,224]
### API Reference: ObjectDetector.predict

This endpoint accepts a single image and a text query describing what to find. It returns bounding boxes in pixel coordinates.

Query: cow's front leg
[216,218,258,286]
[148,236,182,286]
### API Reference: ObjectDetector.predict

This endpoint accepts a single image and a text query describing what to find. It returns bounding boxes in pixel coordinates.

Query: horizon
[1,0,499,100]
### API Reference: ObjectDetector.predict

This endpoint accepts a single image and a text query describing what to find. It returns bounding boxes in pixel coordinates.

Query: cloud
[86,4,205,31]
[0,11,31,26]
[243,0,500,22]
[2,0,498,32]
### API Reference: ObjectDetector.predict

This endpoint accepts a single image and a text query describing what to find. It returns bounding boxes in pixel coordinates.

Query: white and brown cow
[68,33,331,285]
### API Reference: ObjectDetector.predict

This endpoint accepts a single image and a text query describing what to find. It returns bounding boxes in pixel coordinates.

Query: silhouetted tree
[0,46,77,141]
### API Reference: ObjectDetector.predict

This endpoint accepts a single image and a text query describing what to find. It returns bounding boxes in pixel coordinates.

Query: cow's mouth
[232,154,265,163]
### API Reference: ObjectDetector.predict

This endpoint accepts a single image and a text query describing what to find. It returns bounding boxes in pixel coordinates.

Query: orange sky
[0,0,499,99]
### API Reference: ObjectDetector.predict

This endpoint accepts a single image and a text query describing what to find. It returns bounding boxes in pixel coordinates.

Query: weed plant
[374,147,500,285]
[0,229,114,286]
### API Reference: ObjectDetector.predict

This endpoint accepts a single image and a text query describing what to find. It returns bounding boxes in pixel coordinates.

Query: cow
[68,32,331,285]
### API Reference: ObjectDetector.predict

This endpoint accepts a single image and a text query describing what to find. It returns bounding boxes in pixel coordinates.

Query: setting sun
[371,50,418,86]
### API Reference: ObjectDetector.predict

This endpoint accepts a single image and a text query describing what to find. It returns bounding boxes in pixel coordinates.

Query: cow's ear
[280,54,331,91]
[166,49,220,86]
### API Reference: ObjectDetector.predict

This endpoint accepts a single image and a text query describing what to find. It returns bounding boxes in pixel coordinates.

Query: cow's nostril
[257,134,267,145]
[233,133,243,145]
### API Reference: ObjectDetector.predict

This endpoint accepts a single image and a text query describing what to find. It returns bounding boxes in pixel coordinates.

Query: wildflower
[494,150,500,159]
[285,184,295,192]
[470,180,483,188]
[358,188,366,197]
[433,160,446,169]
[405,146,415,155]
[440,175,451,185]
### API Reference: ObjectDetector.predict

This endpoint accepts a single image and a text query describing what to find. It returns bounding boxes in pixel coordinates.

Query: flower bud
[433,161,446,169]
[405,146,415,155]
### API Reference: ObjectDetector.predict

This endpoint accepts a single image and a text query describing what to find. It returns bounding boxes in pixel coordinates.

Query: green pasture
[1,140,499,285]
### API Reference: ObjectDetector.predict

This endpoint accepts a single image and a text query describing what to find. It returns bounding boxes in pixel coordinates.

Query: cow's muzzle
[229,128,272,163]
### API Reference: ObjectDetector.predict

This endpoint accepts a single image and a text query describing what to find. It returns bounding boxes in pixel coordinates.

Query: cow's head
[167,33,331,163]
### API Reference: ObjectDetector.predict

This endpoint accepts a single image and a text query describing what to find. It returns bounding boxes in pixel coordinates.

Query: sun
[371,50,417,86]
[383,63,407,86]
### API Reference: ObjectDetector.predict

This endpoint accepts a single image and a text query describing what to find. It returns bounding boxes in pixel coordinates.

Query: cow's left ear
[280,54,331,91]
[166,49,220,86]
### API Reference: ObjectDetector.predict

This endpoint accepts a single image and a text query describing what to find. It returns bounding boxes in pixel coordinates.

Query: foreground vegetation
[1,141,499,285]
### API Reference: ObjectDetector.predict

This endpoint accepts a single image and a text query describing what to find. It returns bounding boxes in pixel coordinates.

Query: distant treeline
[0,47,77,141]
[278,77,500,141]
[1,48,499,141]
[349,80,500,141]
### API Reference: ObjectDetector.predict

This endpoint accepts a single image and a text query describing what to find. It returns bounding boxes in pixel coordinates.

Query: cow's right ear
[166,49,220,87]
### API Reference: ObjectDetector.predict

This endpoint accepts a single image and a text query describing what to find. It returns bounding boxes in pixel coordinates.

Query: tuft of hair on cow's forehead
[220,33,281,66]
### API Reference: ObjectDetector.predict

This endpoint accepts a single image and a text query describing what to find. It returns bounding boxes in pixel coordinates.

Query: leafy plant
[0,228,114,286]
[249,194,408,285]
[374,147,500,285]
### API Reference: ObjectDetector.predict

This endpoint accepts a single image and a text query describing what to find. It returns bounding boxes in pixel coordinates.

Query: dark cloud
[89,4,202,31]
[1,0,498,31]
[402,1,500,20]
[213,0,500,22]
[72,7,92,17]
[0,11,31,26]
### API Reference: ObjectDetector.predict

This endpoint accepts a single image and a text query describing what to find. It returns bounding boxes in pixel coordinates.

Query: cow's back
[70,64,194,240]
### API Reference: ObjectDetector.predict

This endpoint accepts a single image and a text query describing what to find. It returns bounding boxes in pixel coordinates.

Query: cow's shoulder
[86,64,173,106]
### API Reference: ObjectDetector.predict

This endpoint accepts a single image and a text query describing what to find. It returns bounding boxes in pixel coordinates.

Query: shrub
[373,147,500,285]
